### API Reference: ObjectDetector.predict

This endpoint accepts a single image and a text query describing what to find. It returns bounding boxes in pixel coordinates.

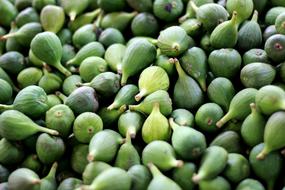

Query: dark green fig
[127,165,151,190]
[240,62,276,88]
[170,109,194,127]
[98,105,127,128]
[237,10,262,51]
[263,25,277,41]
[58,28,72,45]
[5,24,24,52]
[147,163,182,190]
[88,130,123,162]
[210,11,239,48]
[36,133,65,164]
[40,162,58,190]
[241,103,266,147]
[32,0,56,11]
[7,168,41,190]
[192,146,228,183]
[257,112,285,160]
[99,28,125,47]
[60,0,89,21]
[242,49,270,65]
[83,162,111,185]
[58,178,82,190]
[275,12,285,35]
[17,67,43,89]
[62,75,82,96]
[154,55,175,76]
[121,39,156,85]
[73,112,103,143]
[31,32,71,76]
[61,44,76,64]
[264,34,285,63]
[40,5,65,33]
[118,110,144,138]
[142,103,171,143]
[142,140,183,171]
[15,0,32,10]
[207,77,235,111]
[64,86,99,115]
[172,58,204,110]
[0,79,12,104]
[180,47,207,91]
[210,131,242,153]
[67,42,105,66]
[250,143,283,190]
[104,43,126,73]
[46,104,75,138]
[126,0,153,12]
[0,51,25,75]
[72,24,96,49]
[131,13,159,37]
[0,67,14,89]
[153,0,183,22]
[97,0,125,12]
[15,7,40,27]
[101,11,138,32]
[108,84,139,110]
[38,68,63,94]
[199,176,231,190]
[0,0,18,27]
[265,7,285,25]
[216,88,258,128]
[0,138,24,165]
[255,85,285,115]
[172,163,196,190]
[21,154,42,173]
[71,144,89,174]
[195,103,224,133]
[170,118,207,160]
[157,26,191,57]
[223,153,250,183]
[236,179,265,190]
[114,133,141,170]
[226,0,253,24]
[0,164,9,182]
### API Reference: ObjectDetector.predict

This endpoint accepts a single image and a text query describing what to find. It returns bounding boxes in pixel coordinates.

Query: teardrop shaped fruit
[131,12,159,37]
[17,67,43,89]
[192,146,228,183]
[88,130,123,162]
[172,163,196,190]
[172,58,204,110]
[0,79,12,104]
[67,42,105,66]
[99,28,125,47]
[21,154,41,173]
[236,179,265,190]
[98,105,127,128]
[142,103,171,143]
[36,133,65,164]
[83,162,111,185]
[40,5,65,33]
[0,67,14,88]
[147,163,182,190]
[142,140,183,171]
[255,85,285,115]
[40,162,58,190]
[60,0,89,21]
[5,24,24,53]
[62,75,82,96]
[73,112,103,144]
[216,88,258,128]
[135,66,170,101]
[118,111,144,138]
[223,153,250,183]
[45,104,75,138]
[0,51,25,75]
[226,0,254,24]
[121,39,156,85]
[58,178,82,190]
[264,34,285,63]
[0,138,24,165]
[129,90,173,116]
[170,118,207,160]
[127,165,151,190]
[210,11,239,48]
[7,168,41,190]
[180,18,203,37]
[266,7,285,25]
[157,26,191,57]
[207,77,235,111]
[199,176,231,190]
[241,103,266,147]
[275,12,285,35]
[250,143,283,190]
[72,24,96,49]
[71,144,89,174]
[15,7,40,27]
[243,49,270,65]
[0,0,18,27]
[210,131,242,153]
[104,43,126,73]
[38,68,63,94]
[31,32,71,76]
[170,109,194,127]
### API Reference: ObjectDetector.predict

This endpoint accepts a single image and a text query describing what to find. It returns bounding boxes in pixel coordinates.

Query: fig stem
[251,10,259,22]
[135,89,147,102]
[0,104,14,111]
[169,117,180,130]
[54,62,72,77]
[37,126,59,136]
[216,111,232,128]
[69,11,77,21]
[148,163,162,177]
[46,162,58,178]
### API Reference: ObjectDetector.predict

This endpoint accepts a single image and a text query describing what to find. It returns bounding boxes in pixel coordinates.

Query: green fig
[242,49,270,65]
[264,34,285,63]
[31,32,71,76]
[154,55,175,76]
[0,79,12,104]
[60,0,89,21]
[40,162,57,190]
[104,43,126,73]
[153,0,183,22]
[210,131,242,153]
[236,179,265,190]
[5,24,24,52]
[97,0,125,12]
[99,28,125,47]
[275,12,285,35]
[72,24,96,49]
[180,18,203,37]
[61,44,76,64]
[21,154,42,173]
[170,109,194,127]
[58,178,82,190]
[73,112,103,143]
[7,168,41,190]
[98,105,127,128]
[57,28,72,45]
[40,5,65,33]
[69,9,101,32]
[226,0,254,24]
[199,176,231,190]
[118,111,144,138]
[172,163,196,190]
[83,162,111,185]
[17,67,43,89]
[131,12,159,37]
[28,49,44,67]
[15,7,40,27]
[62,75,82,96]
[32,0,56,11]
[15,0,32,10]
[0,138,24,165]
[127,165,151,190]
[38,68,63,94]
[71,144,89,174]
[0,0,18,27]
[142,140,183,171]
[263,25,277,41]
[216,88,258,128]
[47,94,61,108]
[0,67,15,90]
[0,51,25,75]
[126,0,152,12]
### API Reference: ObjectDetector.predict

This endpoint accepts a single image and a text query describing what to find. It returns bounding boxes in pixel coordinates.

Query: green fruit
[153,0,183,22]
[62,75,82,96]
[223,153,250,183]
[210,11,239,48]
[61,44,76,64]
[0,68,14,89]
[40,162,57,190]
[157,26,191,57]
[31,32,71,76]
[104,43,126,73]
[0,79,12,104]
[192,146,228,183]
[83,162,111,185]
[118,110,144,138]
[72,24,96,49]
[121,39,156,85]
[154,55,175,76]
[7,168,41,190]
[101,12,137,32]
[0,51,25,75]
[36,133,65,164]
[99,28,125,47]
[210,131,242,153]
[243,49,270,65]
[21,154,41,173]
[97,0,126,12]
[15,7,40,27]
[5,24,24,52]
[199,176,231,190]
[98,105,127,128]
[265,7,285,25]
[127,165,151,190]
[170,119,207,160]
[195,103,224,133]
[131,13,159,37]
[142,140,183,171]
[0,0,18,27]
[15,0,32,10]
[28,50,44,68]
[126,0,153,12]
[17,67,43,89]
[216,88,258,128]
[252,0,267,13]
[71,144,89,174]
[32,0,56,11]
[250,143,283,190]
[170,109,194,127]
[38,69,63,94]
[265,34,285,63]
[172,163,196,190]
[236,179,265,190]
[60,0,89,21]
[46,95,61,108]
[0,138,24,165]
[180,18,203,38]
[58,178,82,190]
[40,5,65,33]
[58,28,72,44]
[73,112,103,143]
[263,25,277,41]
[226,0,253,24]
